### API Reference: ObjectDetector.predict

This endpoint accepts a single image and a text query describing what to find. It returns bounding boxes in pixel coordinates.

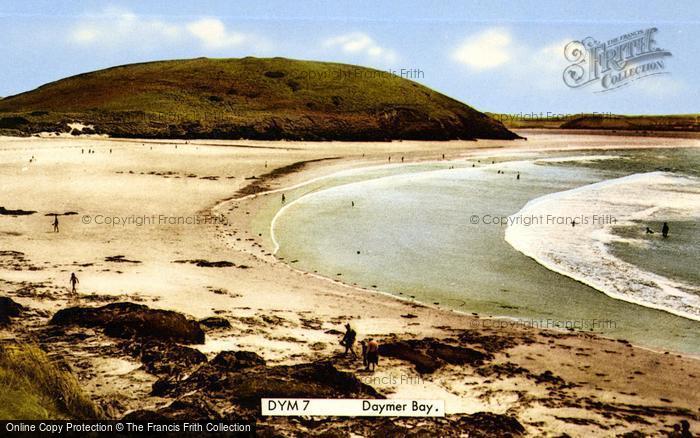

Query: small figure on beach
[680,420,692,437]
[340,323,357,357]
[646,227,654,234]
[52,214,59,233]
[281,194,286,204]
[517,172,520,180]
[81,149,84,154]
[401,156,404,163]
[351,201,355,207]
[360,340,368,368]
[388,156,391,163]
[366,338,379,371]
[662,222,669,238]
[442,154,445,160]
[670,420,693,437]
[109,148,112,154]
[69,272,79,294]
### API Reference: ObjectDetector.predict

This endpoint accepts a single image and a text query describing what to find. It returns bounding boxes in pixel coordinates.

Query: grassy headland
[0,57,518,141]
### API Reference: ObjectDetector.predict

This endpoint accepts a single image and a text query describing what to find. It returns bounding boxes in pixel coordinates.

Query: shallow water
[272,147,700,354]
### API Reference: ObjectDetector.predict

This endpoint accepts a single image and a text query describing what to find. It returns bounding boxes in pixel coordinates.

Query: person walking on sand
[662,222,669,238]
[69,273,79,294]
[366,338,379,371]
[52,214,59,233]
[281,193,286,204]
[517,172,520,180]
[340,323,357,357]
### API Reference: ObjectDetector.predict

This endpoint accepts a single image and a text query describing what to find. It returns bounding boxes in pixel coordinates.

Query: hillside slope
[0,57,519,141]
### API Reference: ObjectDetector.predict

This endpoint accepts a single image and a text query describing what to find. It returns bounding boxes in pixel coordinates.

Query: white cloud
[451,28,512,70]
[69,7,182,48]
[323,32,398,64]
[450,29,574,91]
[69,8,269,53]
[187,18,262,50]
[518,39,572,90]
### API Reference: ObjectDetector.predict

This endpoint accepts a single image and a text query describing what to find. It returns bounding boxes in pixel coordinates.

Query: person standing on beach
[282,193,286,204]
[366,338,379,371]
[69,273,79,295]
[340,323,357,357]
[360,340,368,368]
[662,222,669,238]
[52,214,59,233]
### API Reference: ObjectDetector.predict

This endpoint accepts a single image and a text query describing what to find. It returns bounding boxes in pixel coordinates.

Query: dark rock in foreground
[0,296,24,326]
[153,359,382,413]
[211,350,266,370]
[379,338,492,374]
[199,316,232,329]
[122,340,207,377]
[50,302,205,344]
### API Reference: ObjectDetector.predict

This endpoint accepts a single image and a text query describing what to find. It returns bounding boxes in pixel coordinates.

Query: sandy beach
[1,131,699,436]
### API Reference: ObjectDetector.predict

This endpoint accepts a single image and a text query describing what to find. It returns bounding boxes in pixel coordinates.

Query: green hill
[0,57,519,141]
[487,112,699,132]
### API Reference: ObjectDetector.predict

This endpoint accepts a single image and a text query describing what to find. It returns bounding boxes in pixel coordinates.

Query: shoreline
[241,141,700,354]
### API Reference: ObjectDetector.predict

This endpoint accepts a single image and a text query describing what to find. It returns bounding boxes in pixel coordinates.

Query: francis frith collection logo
[563,28,672,92]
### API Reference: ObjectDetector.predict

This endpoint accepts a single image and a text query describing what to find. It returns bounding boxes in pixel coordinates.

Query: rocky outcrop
[50,302,205,344]
[199,316,232,329]
[211,350,265,370]
[152,359,383,412]
[379,338,492,374]
[122,340,207,377]
[0,296,24,326]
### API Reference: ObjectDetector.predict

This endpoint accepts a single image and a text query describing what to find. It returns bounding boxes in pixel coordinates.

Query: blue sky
[1,1,698,114]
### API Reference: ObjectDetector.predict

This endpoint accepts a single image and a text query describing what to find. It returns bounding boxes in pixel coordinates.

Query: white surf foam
[505,171,700,321]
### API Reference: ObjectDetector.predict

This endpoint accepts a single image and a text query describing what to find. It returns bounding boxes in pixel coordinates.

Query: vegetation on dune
[0,57,518,141]
[0,343,102,419]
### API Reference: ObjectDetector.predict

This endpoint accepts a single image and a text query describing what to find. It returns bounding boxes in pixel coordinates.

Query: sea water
[271,147,700,354]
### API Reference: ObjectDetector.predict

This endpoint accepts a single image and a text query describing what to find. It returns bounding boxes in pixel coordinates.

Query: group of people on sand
[340,323,379,371]
[669,419,693,437]
[646,222,670,238]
